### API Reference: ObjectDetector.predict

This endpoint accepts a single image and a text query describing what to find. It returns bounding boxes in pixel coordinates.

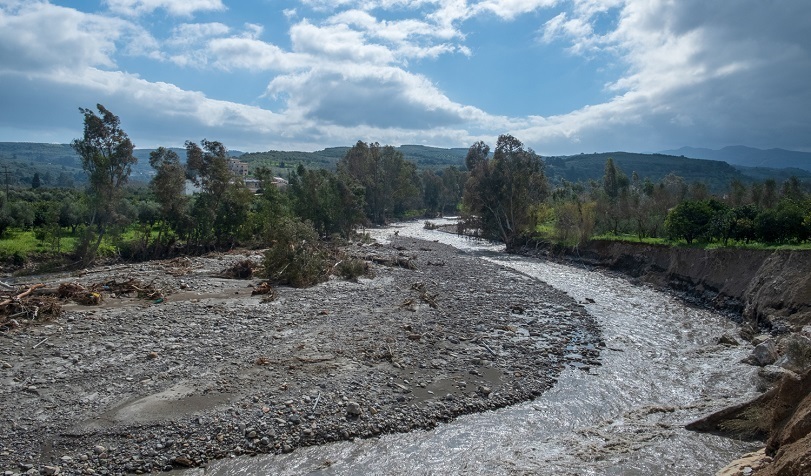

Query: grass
[0,225,163,261]
[591,233,669,245]
[0,229,79,255]
[591,233,811,250]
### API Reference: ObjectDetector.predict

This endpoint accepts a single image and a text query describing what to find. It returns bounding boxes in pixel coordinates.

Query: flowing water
[190,220,762,475]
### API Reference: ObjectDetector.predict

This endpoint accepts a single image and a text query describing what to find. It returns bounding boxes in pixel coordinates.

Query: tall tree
[289,165,364,238]
[463,134,548,247]
[185,139,251,247]
[465,141,490,171]
[71,104,136,263]
[149,147,188,244]
[337,141,421,225]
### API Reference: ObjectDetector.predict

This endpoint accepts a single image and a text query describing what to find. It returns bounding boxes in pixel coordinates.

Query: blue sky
[0,0,809,155]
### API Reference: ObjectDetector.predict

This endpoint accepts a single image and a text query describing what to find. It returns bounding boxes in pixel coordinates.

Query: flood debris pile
[0,278,165,332]
[0,237,601,475]
[0,284,61,330]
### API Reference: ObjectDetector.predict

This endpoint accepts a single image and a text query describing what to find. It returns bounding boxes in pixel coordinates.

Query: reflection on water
[188,219,761,475]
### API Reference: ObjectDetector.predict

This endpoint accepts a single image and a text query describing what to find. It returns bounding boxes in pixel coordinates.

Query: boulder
[746,340,779,367]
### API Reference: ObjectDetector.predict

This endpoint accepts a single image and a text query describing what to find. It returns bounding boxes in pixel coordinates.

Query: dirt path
[0,237,600,475]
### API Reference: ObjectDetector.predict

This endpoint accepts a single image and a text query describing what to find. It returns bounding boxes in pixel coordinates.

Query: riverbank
[516,239,811,332]
[514,238,811,475]
[0,237,600,475]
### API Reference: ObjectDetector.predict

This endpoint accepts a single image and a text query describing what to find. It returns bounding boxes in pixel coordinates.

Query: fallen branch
[312,392,321,412]
[481,341,497,356]
[0,284,44,307]
[32,337,48,349]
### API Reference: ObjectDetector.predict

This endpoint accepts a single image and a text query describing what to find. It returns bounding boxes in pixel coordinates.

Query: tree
[288,165,364,238]
[149,147,188,244]
[462,134,548,247]
[465,141,489,171]
[185,139,251,247]
[31,173,41,189]
[251,166,291,241]
[71,104,137,264]
[664,200,714,244]
[337,141,421,225]
[602,158,623,199]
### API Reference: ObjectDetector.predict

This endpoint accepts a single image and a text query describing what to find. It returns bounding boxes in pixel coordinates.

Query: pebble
[346,402,362,416]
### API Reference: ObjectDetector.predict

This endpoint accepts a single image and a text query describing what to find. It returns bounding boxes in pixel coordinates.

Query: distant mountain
[659,146,811,172]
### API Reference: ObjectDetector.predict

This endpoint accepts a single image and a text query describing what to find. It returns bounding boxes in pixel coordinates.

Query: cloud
[2,0,810,155]
[513,0,811,153]
[289,20,397,65]
[208,37,309,71]
[104,0,225,17]
[0,1,157,73]
[266,65,488,130]
[167,22,230,47]
[471,0,559,20]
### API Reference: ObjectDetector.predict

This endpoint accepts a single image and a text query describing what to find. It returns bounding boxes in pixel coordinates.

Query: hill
[0,143,244,187]
[544,152,746,192]
[544,151,811,193]
[659,146,811,172]
[239,144,468,176]
[1,142,807,192]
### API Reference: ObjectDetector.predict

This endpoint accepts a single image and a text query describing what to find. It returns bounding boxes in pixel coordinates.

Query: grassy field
[591,233,811,250]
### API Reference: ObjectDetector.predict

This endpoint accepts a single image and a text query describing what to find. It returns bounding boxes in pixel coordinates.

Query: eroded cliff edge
[521,240,811,332]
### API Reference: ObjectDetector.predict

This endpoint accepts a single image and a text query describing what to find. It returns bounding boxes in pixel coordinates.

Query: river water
[190,219,762,475]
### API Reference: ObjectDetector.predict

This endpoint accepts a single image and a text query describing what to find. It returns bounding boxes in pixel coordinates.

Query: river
[188,219,762,475]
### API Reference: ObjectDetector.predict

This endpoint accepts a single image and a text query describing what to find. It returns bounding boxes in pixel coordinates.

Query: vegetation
[0,104,808,279]
[71,104,138,264]
[462,135,548,246]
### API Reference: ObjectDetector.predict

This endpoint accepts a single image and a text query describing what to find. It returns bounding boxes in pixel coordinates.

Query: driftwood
[0,284,44,307]
[370,255,417,270]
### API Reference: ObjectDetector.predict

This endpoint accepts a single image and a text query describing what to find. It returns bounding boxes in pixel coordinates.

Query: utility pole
[1,165,8,208]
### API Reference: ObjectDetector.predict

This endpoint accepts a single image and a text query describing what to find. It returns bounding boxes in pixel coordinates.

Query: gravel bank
[0,237,600,475]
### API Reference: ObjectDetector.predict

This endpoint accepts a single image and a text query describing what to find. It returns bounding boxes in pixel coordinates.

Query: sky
[0,0,809,155]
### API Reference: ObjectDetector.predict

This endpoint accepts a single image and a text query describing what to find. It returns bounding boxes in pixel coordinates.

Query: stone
[346,401,362,416]
[748,340,778,366]
[42,466,60,475]
[717,334,738,346]
[93,445,106,454]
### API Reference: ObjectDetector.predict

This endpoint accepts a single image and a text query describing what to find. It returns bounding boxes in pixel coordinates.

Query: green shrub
[336,257,370,281]
[263,218,328,287]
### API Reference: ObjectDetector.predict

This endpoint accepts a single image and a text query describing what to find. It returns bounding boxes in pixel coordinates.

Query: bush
[336,257,370,281]
[262,219,328,287]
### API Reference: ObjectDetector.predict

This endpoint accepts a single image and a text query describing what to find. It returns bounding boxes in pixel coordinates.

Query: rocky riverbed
[0,237,601,475]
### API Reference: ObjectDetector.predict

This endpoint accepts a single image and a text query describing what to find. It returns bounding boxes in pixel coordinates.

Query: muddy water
[190,220,762,475]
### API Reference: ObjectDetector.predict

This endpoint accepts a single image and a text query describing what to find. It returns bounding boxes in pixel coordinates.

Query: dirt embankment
[521,240,811,332]
[517,239,811,475]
